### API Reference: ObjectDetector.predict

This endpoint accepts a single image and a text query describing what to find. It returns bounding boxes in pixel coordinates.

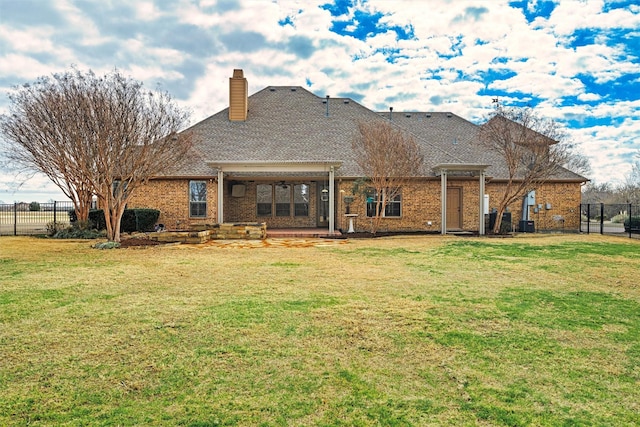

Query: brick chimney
[229,69,248,121]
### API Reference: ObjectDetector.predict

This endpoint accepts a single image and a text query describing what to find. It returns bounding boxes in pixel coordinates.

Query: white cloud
[0,0,638,199]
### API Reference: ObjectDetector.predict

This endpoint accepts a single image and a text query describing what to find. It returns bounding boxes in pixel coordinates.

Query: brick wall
[127,178,218,230]
[129,177,582,232]
[336,179,443,232]
[485,181,581,231]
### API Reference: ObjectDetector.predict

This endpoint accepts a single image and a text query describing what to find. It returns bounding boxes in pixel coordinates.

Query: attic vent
[290,87,297,91]
[446,113,452,118]
[343,100,350,104]
[405,114,411,118]
[426,113,431,118]
[269,87,276,92]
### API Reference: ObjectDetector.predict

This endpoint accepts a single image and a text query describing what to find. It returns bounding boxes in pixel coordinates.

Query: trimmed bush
[131,209,161,232]
[88,210,107,231]
[86,208,160,233]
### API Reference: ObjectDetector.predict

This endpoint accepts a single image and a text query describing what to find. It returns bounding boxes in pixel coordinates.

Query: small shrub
[93,241,120,249]
[53,225,104,239]
[610,214,628,224]
[29,201,41,212]
[46,221,68,237]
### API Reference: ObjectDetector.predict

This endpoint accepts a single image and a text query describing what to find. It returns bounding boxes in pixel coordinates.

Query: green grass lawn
[1,234,639,426]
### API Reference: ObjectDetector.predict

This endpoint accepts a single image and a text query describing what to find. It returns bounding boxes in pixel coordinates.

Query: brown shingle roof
[170,85,586,182]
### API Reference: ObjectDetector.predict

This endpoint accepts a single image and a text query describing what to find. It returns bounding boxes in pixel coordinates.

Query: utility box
[519,220,535,233]
[489,212,512,233]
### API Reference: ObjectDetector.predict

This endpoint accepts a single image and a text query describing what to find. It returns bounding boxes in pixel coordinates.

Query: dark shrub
[86,208,160,233]
[29,201,41,211]
[132,209,161,232]
[88,210,107,230]
[624,216,640,233]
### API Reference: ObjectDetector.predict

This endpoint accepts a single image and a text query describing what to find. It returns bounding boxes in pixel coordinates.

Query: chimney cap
[232,69,244,78]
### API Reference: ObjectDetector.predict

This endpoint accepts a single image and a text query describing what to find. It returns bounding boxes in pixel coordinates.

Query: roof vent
[405,114,411,118]
[426,113,431,118]
[389,106,393,121]
[269,87,276,91]
[446,113,452,118]
[290,87,297,91]
[325,95,330,117]
[343,100,350,104]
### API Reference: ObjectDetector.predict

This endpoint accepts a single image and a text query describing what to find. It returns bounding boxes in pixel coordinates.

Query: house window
[256,183,310,217]
[189,181,207,218]
[366,189,402,218]
[257,184,272,216]
[275,185,291,216]
[112,180,128,198]
[294,184,309,216]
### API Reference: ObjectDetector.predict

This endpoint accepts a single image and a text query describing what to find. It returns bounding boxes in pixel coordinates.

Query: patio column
[329,166,335,233]
[479,171,486,235]
[217,170,224,223]
[440,170,447,235]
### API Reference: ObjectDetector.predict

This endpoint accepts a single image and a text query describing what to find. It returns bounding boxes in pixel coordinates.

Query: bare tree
[1,73,96,222]
[582,181,617,204]
[479,105,571,233]
[351,120,424,234]
[564,150,592,178]
[620,158,640,204]
[1,68,192,242]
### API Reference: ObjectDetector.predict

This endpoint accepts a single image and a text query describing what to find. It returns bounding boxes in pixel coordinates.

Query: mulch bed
[119,237,162,248]
[334,230,442,239]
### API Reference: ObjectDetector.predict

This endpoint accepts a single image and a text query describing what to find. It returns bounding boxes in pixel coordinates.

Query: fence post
[53,201,57,227]
[600,203,604,235]
[13,202,17,236]
[630,203,633,239]
[586,204,590,234]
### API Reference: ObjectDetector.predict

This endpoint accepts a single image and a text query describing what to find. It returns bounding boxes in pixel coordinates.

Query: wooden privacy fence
[0,201,74,236]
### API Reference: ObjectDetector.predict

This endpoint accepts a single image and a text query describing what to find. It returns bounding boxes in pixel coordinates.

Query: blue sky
[0,0,638,202]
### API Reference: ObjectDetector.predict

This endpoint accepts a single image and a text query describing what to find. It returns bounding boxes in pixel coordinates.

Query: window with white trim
[294,184,309,216]
[257,184,272,216]
[366,188,402,217]
[189,181,207,218]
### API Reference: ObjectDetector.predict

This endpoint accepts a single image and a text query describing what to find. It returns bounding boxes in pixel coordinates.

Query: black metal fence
[0,201,74,236]
[580,203,640,239]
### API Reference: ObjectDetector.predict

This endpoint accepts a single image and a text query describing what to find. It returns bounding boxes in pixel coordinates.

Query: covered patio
[209,160,343,234]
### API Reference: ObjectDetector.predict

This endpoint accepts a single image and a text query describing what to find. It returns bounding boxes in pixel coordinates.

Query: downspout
[329,166,335,233]
[441,170,447,235]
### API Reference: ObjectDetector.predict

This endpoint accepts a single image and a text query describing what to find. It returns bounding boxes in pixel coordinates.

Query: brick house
[128,69,587,235]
